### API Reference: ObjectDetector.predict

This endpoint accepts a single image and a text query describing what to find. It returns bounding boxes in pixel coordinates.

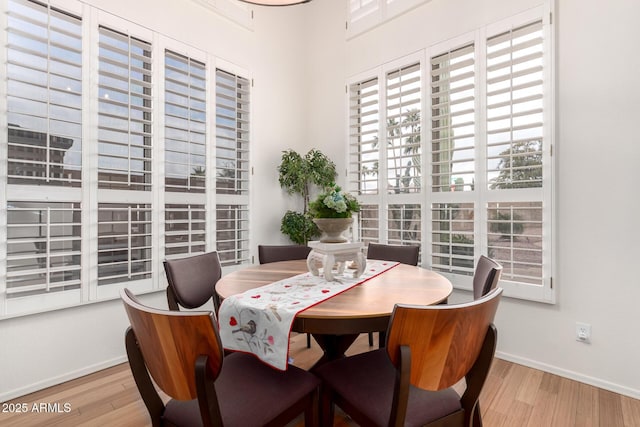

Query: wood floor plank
[621,394,640,427]
[482,408,508,427]
[490,361,530,416]
[502,399,534,426]
[575,381,599,427]
[516,366,544,405]
[599,388,625,426]
[551,376,579,426]
[526,387,557,427]
[540,370,562,394]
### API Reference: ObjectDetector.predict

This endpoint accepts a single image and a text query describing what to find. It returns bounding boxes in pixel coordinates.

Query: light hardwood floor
[2,333,639,427]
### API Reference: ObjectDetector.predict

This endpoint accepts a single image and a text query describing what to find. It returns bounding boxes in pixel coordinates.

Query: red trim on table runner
[298,261,400,314]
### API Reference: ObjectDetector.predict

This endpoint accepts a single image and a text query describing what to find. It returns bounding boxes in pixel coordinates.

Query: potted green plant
[278,149,337,244]
[309,184,360,243]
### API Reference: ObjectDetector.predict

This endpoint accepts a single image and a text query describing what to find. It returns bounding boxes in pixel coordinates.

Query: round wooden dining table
[216,259,452,367]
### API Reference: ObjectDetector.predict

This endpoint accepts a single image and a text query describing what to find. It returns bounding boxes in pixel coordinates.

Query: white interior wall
[304,0,640,398]
[3,0,640,403]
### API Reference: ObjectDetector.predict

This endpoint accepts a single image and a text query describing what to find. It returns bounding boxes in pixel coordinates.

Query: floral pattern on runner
[218,260,398,370]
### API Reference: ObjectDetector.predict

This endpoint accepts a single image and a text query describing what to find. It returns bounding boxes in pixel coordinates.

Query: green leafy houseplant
[278,149,337,245]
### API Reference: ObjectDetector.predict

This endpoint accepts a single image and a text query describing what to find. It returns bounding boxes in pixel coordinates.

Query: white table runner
[218,260,398,370]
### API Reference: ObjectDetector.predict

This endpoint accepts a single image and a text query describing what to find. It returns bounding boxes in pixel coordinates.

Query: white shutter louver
[7,0,82,187]
[486,20,544,190]
[165,204,206,256]
[215,69,250,196]
[165,51,207,193]
[216,204,249,267]
[430,44,475,193]
[487,201,543,285]
[215,68,250,267]
[431,202,475,275]
[388,204,421,248]
[6,202,82,298]
[358,204,379,246]
[98,27,152,191]
[485,19,546,289]
[349,77,379,195]
[386,63,421,194]
[97,203,152,286]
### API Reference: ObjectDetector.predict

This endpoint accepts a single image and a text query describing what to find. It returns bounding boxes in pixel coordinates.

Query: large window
[349,6,554,302]
[0,0,252,317]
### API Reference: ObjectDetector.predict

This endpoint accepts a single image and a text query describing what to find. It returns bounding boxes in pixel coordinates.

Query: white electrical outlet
[576,322,591,343]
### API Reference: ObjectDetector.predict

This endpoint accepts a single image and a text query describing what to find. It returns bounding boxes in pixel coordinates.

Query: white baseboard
[496,351,640,400]
[0,356,128,402]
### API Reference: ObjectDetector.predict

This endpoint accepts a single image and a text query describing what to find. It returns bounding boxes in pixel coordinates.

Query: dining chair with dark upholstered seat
[473,255,503,300]
[365,242,420,346]
[121,288,320,427]
[315,288,503,427]
[366,242,420,266]
[258,244,313,347]
[258,244,312,264]
[163,251,222,313]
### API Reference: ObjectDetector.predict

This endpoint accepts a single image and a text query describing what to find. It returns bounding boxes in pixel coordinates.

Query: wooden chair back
[258,244,312,264]
[163,251,222,311]
[473,255,503,300]
[366,242,420,266]
[121,288,224,401]
[385,287,502,391]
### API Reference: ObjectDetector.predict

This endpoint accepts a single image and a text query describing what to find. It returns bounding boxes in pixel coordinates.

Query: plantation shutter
[431,202,475,275]
[348,77,379,195]
[97,26,153,289]
[386,62,421,194]
[97,203,152,286]
[215,69,250,266]
[429,42,477,276]
[388,204,421,247]
[4,0,83,314]
[97,26,152,191]
[165,203,206,256]
[384,61,422,255]
[215,69,249,196]
[164,51,207,258]
[486,20,544,190]
[430,43,475,193]
[6,0,82,186]
[5,202,82,306]
[485,19,546,288]
[358,204,380,246]
[164,51,206,193]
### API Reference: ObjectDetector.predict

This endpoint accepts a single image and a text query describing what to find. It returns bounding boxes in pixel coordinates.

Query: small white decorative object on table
[306,240,366,281]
